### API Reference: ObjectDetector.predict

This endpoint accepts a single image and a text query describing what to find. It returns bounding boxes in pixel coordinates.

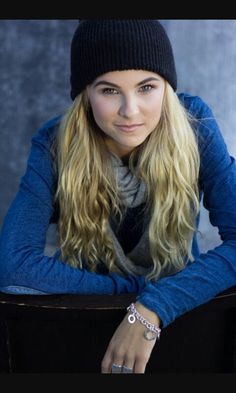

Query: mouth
[115,123,144,132]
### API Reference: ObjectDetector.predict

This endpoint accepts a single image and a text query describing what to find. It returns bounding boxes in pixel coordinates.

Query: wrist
[135,301,161,327]
[127,302,161,341]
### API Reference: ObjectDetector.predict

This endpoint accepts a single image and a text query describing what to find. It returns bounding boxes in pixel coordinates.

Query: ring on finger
[122,365,133,373]
[111,363,123,373]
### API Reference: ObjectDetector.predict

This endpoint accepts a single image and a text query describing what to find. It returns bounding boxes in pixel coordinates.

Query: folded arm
[137,97,236,327]
[0,118,144,295]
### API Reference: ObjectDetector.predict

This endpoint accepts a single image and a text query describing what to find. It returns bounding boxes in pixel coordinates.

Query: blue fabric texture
[0,93,236,328]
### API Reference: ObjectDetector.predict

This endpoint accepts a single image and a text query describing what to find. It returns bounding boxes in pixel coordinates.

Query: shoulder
[31,115,62,148]
[177,92,213,119]
[177,92,223,152]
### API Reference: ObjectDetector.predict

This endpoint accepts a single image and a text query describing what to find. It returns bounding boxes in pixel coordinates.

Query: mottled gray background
[0,20,236,254]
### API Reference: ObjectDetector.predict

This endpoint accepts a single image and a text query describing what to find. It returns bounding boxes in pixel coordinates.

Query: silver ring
[111,363,123,373]
[122,365,133,374]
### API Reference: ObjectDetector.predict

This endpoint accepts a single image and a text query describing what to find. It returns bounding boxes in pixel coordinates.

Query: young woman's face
[87,69,165,159]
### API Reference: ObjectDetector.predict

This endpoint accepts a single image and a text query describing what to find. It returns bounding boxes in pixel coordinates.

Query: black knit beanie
[70,19,177,100]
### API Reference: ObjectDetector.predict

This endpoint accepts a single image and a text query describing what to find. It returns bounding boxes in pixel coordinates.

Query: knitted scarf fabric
[108,154,153,277]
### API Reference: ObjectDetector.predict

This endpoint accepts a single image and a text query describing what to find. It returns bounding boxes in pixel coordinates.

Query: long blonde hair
[55,83,200,281]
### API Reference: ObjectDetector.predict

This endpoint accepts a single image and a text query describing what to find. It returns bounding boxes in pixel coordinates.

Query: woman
[0,20,236,374]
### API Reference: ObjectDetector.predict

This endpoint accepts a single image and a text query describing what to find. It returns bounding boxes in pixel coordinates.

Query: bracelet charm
[128,313,136,324]
[144,328,157,341]
[127,303,161,341]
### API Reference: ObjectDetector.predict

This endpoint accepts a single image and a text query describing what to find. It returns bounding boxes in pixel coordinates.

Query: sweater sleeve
[137,95,236,327]
[0,118,145,295]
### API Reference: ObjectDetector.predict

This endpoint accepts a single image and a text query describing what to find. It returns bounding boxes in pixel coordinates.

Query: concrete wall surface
[0,19,236,252]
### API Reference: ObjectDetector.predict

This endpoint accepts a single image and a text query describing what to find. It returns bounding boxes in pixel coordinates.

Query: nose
[118,95,139,118]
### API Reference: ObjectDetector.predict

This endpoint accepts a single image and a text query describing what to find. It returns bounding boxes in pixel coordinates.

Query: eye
[139,84,155,93]
[102,87,119,95]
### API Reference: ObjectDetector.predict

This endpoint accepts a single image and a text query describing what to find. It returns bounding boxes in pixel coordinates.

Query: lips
[115,123,144,132]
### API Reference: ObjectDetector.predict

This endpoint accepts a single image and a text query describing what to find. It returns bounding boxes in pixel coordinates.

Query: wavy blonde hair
[55,82,200,281]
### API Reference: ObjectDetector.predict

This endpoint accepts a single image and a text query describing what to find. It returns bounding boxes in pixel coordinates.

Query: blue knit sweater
[1,93,236,328]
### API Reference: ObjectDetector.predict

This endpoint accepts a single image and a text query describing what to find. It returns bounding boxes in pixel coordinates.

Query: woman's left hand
[101,302,161,374]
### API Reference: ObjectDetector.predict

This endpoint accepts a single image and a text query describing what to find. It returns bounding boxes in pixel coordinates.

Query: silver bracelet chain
[127,303,161,341]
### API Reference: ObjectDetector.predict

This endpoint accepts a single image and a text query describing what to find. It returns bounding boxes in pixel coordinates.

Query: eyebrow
[93,77,160,89]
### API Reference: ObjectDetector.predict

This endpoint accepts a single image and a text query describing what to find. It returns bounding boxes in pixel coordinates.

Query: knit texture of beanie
[70,19,177,100]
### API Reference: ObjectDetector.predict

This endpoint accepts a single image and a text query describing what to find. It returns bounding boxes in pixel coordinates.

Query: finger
[101,353,124,374]
[101,351,113,373]
[122,364,134,374]
[133,358,147,374]
[111,362,123,374]
[122,357,135,374]
[110,354,125,373]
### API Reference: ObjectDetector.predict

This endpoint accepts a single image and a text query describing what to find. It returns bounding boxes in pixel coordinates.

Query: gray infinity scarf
[107,154,153,277]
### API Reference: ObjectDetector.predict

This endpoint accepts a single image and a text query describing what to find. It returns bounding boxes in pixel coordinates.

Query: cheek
[91,100,115,124]
[147,107,161,128]
[147,102,163,126]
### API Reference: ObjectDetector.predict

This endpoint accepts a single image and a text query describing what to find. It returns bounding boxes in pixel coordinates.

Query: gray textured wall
[0,20,236,253]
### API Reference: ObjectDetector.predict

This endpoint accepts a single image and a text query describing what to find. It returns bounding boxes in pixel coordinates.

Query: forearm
[0,195,145,295]
[137,241,236,327]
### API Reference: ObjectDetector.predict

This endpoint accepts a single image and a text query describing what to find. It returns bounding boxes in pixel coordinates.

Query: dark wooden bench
[1,286,236,373]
